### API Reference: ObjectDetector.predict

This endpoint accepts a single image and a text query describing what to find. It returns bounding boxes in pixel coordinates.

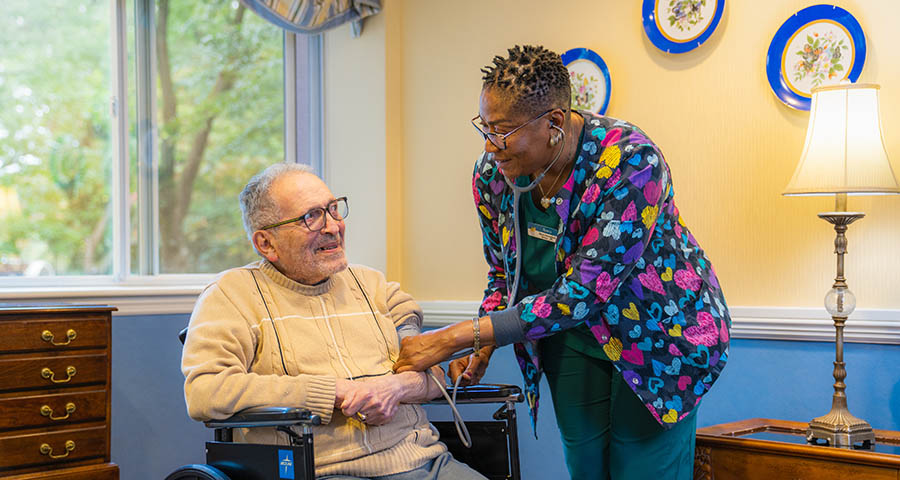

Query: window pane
[155,1,283,274]
[0,1,112,277]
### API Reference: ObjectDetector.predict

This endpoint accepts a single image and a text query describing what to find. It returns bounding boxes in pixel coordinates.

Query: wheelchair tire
[165,464,231,480]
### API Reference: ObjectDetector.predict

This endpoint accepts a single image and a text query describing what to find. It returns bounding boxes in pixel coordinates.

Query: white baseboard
[418,301,900,345]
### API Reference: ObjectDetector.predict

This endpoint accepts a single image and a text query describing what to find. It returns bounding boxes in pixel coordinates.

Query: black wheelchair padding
[205,407,320,429]
[430,383,522,404]
[429,383,523,480]
[204,441,314,480]
[432,421,512,480]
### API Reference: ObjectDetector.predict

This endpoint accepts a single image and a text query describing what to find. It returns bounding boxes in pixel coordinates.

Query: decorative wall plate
[765,5,866,110]
[642,0,725,54]
[561,48,611,115]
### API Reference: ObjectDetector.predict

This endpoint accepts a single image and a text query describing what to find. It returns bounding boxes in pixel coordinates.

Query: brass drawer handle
[40,440,75,459]
[41,366,77,383]
[40,402,76,420]
[41,329,77,346]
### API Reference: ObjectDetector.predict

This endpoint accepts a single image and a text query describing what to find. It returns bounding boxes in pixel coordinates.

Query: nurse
[395,45,730,480]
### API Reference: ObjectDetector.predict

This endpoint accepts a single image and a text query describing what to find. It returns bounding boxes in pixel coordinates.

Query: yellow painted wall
[324,13,388,272]
[381,0,900,308]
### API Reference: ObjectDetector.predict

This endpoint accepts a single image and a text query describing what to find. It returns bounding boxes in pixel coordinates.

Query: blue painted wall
[111,315,900,480]
[111,313,210,480]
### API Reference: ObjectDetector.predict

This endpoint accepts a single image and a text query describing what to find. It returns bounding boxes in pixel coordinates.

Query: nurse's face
[475,87,557,180]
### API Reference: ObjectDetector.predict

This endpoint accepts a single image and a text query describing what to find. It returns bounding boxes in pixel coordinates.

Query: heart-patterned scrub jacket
[473,111,730,432]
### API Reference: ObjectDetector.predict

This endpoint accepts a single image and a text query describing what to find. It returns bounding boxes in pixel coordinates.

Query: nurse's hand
[393,329,458,373]
[448,345,495,386]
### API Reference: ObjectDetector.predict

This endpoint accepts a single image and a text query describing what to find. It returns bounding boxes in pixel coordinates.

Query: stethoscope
[437,123,568,445]
[432,123,568,444]
[489,123,567,308]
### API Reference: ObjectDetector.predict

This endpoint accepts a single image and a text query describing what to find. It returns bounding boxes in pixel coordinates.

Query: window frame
[0,0,323,311]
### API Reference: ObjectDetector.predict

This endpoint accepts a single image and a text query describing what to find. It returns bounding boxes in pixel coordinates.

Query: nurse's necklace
[537,165,566,209]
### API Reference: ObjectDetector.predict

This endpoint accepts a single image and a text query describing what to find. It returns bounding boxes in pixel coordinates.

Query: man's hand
[448,345,495,386]
[335,377,404,425]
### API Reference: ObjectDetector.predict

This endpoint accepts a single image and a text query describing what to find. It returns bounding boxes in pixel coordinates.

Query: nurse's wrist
[489,309,526,346]
[443,316,496,353]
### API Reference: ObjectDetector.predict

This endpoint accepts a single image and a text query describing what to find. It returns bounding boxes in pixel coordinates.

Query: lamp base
[807,211,874,450]
[807,407,875,449]
[817,212,864,225]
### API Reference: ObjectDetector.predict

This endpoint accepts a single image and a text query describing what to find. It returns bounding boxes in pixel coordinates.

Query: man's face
[263,172,347,284]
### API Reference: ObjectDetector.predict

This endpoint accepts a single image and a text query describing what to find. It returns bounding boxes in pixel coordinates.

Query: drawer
[0,355,107,393]
[0,317,108,354]
[0,425,107,471]
[0,390,107,431]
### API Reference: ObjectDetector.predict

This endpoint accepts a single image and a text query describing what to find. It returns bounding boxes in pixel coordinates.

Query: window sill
[0,284,205,316]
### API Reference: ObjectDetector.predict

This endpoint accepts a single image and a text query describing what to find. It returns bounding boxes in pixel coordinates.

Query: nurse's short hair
[239,163,314,242]
[481,45,571,116]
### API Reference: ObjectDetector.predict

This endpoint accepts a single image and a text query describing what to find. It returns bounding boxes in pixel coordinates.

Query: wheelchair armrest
[428,383,523,404]
[204,407,321,429]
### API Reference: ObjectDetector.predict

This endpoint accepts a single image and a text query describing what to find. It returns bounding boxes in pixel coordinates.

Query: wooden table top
[698,418,900,466]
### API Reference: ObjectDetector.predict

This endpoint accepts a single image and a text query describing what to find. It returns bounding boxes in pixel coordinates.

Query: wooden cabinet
[695,418,900,480]
[0,305,118,479]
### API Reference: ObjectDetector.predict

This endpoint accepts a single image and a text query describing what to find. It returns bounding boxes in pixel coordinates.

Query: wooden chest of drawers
[0,305,118,479]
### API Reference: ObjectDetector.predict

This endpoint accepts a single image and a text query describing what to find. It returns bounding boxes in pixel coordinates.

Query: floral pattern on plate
[766,5,866,110]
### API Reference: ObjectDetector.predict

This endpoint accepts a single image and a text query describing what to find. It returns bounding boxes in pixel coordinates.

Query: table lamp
[783,83,900,448]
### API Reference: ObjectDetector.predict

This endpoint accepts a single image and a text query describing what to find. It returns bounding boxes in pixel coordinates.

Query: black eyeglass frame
[259,196,349,232]
[471,109,554,150]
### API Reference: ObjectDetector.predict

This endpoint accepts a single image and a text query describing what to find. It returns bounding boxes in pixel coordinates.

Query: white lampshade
[783,83,900,196]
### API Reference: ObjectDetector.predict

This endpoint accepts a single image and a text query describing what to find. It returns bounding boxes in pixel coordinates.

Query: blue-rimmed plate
[642,0,725,54]
[561,48,611,115]
[766,5,866,110]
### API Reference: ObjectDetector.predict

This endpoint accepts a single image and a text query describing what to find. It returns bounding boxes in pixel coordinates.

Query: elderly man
[182,163,485,479]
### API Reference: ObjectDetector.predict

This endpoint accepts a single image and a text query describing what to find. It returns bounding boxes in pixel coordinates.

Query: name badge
[527,222,558,243]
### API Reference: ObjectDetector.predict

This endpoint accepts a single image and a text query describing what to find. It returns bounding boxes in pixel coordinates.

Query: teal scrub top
[516,180,608,360]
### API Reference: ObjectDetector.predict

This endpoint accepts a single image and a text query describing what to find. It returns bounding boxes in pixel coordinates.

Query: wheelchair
[168,328,524,480]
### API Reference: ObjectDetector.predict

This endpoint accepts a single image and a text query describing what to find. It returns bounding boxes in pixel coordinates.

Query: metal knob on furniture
[40,402,76,420]
[41,366,77,383]
[39,440,75,459]
[41,328,77,346]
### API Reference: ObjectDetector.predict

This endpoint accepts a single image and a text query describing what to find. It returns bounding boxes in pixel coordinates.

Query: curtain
[240,0,381,36]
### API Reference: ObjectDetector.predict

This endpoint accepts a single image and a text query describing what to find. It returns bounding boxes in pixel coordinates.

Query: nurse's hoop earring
[549,132,560,147]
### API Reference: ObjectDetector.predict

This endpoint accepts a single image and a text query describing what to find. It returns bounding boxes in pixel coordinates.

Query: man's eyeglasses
[471,109,553,150]
[260,197,349,232]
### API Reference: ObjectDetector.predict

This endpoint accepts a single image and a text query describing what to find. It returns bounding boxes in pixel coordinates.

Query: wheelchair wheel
[165,464,231,480]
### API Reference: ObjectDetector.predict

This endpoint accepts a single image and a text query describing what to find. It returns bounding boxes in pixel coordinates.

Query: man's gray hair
[239,163,314,243]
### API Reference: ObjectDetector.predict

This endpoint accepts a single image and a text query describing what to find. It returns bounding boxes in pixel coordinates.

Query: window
[1,1,114,277]
[0,0,321,287]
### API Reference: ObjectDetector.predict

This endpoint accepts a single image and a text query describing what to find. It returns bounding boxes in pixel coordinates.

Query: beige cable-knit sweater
[182,260,446,477]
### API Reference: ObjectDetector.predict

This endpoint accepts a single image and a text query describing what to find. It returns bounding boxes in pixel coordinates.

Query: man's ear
[252,230,279,263]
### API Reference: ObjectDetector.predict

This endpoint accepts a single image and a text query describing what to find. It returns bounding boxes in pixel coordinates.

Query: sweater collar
[259,260,335,296]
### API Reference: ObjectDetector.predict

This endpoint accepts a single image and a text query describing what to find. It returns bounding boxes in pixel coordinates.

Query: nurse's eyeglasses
[471,109,552,150]
[260,197,349,232]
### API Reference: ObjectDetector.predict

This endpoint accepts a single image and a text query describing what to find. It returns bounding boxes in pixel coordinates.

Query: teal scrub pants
[541,328,697,480]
